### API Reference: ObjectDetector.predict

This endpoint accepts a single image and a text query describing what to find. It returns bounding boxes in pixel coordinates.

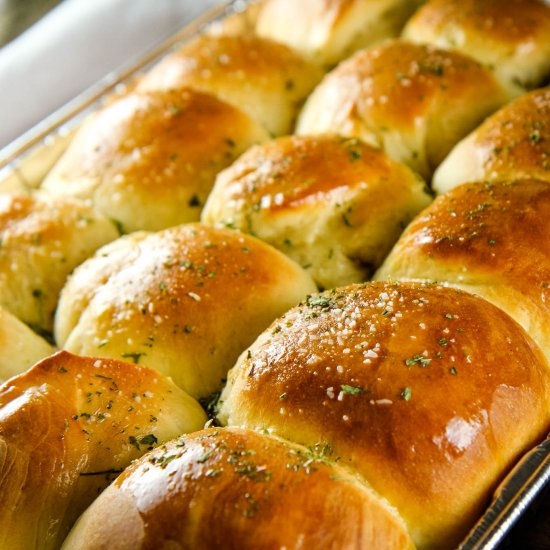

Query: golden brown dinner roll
[0,306,54,382]
[202,134,432,289]
[0,193,118,333]
[220,282,550,548]
[403,0,550,97]
[55,223,316,399]
[256,0,422,67]
[138,33,323,136]
[433,87,550,194]
[62,427,414,550]
[375,180,550,361]
[296,40,507,179]
[41,88,268,233]
[0,351,206,550]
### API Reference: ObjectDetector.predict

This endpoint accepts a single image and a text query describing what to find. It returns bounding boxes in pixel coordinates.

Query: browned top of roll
[208,134,420,209]
[139,33,323,136]
[220,282,550,548]
[56,223,315,399]
[0,351,205,550]
[62,427,414,550]
[407,0,550,45]
[42,88,268,233]
[384,180,550,309]
[297,40,505,176]
[468,88,550,179]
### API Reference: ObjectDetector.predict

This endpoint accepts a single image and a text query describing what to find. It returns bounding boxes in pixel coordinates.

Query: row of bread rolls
[63,282,550,549]
[0,0,549,548]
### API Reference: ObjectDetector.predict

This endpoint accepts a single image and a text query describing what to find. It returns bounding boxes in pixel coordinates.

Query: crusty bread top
[62,427,414,550]
[403,0,550,95]
[0,351,206,550]
[433,87,550,193]
[220,282,550,548]
[138,33,323,136]
[56,224,316,399]
[42,88,268,233]
[297,40,506,177]
[202,134,431,288]
[375,179,550,361]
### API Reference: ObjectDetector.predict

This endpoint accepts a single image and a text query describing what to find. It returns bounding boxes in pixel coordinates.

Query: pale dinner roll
[138,33,323,136]
[297,40,507,179]
[0,193,118,333]
[55,223,316,399]
[375,180,550,361]
[0,351,206,550]
[256,0,422,67]
[42,88,268,233]
[220,282,550,549]
[202,134,432,289]
[433,87,550,194]
[62,427,414,550]
[403,0,550,98]
[0,306,54,382]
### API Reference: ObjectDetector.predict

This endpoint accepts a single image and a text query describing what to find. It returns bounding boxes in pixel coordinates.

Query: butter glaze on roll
[0,351,206,550]
[62,427,414,550]
[375,180,550,361]
[256,0,422,67]
[297,40,507,179]
[0,193,118,333]
[433,87,550,194]
[55,224,316,399]
[138,33,323,136]
[42,88,268,233]
[202,134,432,289]
[0,306,54,382]
[403,0,550,97]
[220,282,550,548]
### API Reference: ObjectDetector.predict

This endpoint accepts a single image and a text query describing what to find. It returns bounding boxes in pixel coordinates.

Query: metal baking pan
[0,1,549,548]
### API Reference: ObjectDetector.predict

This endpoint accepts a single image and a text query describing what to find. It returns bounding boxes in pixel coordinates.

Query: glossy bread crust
[138,33,323,136]
[220,282,550,548]
[55,223,316,399]
[403,0,550,96]
[0,351,206,550]
[376,180,550,360]
[297,41,506,178]
[433,87,550,193]
[42,88,269,233]
[203,134,431,289]
[62,427,414,550]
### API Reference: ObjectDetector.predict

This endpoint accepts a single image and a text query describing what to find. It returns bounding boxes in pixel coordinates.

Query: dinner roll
[62,427,414,550]
[433,87,550,194]
[0,351,206,550]
[375,180,550,361]
[55,224,316,399]
[220,282,550,549]
[0,193,118,333]
[403,0,550,98]
[296,41,507,179]
[0,306,54,382]
[202,134,432,289]
[256,0,422,67]
[42,89,268,233]
[138,33,323,136]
